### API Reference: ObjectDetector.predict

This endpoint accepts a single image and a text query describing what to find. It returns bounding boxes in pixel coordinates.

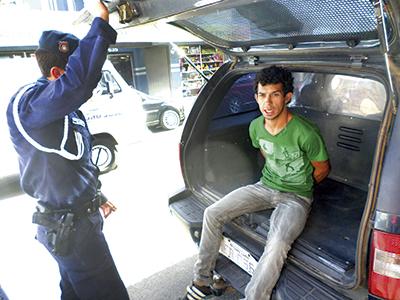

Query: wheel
[91,137,117,174]
[160,109,180,130]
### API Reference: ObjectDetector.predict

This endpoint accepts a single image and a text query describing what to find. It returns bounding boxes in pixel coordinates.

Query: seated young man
[183,66,330,300]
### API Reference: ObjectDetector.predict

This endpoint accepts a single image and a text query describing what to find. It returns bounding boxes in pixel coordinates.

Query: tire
[91,137,117,175]
[160,109,180,130]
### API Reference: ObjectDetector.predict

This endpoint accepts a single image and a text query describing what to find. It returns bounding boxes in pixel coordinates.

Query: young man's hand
[311,160,330,183]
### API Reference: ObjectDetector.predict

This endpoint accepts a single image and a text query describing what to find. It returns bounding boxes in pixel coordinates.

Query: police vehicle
[114,0,400,299]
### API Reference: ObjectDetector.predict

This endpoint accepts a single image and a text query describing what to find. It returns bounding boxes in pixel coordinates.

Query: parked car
[137,90,185,130]
[87,63,184,173]
[120,0,400,299]
[82,60,148,174]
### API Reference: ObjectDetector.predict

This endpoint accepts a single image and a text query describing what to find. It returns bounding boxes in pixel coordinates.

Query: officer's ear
[48,66,65,80]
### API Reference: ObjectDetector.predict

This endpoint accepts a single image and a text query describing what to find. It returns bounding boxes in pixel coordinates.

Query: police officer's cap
[38,30,80,59]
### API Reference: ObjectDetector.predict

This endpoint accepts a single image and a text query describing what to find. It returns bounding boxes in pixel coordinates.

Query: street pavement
[127,255,241,300]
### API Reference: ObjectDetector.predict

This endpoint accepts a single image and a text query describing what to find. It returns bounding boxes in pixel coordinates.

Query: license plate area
[219,236,258,276]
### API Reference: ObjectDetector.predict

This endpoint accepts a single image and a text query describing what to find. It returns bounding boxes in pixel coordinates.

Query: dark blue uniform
[0,285,9,300]
[6,18,129,300]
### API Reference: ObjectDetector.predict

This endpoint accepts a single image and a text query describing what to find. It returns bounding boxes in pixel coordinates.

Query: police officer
[6,2,130,299]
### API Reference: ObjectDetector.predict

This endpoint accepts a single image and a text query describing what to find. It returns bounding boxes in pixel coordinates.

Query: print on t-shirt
[259,139,306,184]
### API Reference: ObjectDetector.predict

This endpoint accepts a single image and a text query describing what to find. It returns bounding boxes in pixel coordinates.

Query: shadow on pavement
[127,255,242,300]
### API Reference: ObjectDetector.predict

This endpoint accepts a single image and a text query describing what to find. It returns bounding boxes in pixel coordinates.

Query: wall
[143,46,172,98]
[169,46,182,99]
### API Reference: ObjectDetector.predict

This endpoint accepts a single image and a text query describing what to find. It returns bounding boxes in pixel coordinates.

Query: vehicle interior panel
[301,178,366,265]
[201,71,384,283]
[204,122,262,195]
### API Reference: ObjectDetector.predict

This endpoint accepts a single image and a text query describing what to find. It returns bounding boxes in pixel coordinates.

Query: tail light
[369,230,400,300]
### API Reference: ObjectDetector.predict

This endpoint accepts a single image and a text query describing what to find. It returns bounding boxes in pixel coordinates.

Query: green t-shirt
[249,114,329,198]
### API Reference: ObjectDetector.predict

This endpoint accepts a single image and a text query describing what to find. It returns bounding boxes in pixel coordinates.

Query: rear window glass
[177,0,378,47]
[292,73,386,120]
[214,72,386,121]
[214,73,257,118]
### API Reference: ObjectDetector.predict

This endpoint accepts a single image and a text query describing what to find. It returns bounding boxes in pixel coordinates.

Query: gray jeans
[193,182,311,300]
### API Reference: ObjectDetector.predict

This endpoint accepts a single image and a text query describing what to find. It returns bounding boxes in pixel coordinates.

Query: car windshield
[174,0,380,48]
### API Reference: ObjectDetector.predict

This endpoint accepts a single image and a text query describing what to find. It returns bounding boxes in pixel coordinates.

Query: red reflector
[369,230,400,300]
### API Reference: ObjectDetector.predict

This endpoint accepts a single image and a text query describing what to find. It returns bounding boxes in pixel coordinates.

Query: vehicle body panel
[116,0,400,298]
[81,59,148,145]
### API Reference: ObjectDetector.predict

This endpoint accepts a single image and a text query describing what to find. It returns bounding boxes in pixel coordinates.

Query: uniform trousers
[37,210,129,300]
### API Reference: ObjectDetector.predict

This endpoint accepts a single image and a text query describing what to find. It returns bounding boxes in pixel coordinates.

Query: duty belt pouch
[33,211,75,256]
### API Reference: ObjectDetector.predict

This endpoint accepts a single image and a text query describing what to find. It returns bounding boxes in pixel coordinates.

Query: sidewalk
[127,255,241,300]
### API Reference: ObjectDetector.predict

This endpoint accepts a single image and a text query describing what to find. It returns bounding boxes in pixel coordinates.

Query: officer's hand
[96,0,109,22]
[100,201,117,218]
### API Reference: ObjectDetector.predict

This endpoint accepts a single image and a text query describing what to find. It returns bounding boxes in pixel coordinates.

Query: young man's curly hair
[254,66,294,95]
[34,48,68,77]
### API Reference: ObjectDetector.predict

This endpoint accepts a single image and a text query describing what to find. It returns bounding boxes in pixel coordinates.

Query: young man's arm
[311,160,330,183]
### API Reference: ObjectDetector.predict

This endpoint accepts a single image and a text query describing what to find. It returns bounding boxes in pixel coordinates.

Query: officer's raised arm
[20,0,117,129]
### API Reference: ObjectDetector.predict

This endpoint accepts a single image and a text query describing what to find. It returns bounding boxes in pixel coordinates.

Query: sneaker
[211,276,228,296]
[182,282,214,300]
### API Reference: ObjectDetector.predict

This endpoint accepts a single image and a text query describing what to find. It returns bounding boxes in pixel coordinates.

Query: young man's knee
[204,205,228,225]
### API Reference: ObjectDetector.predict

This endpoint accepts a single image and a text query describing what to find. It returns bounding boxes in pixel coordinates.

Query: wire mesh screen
[180,0,378,45]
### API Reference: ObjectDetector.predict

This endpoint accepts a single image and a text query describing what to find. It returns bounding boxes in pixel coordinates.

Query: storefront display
[179,45,224,97]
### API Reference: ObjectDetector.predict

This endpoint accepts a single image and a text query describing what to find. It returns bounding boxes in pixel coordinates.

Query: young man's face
[255,82,292,120]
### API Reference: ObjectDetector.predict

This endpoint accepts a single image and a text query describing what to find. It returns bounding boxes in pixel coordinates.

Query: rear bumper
[168,189,364,299]
[215,255,355,299]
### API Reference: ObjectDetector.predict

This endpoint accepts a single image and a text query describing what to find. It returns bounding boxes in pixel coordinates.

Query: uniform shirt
[6,18,117,209]
[249,114,329,198]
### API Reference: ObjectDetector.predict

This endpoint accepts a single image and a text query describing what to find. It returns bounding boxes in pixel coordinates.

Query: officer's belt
[36,195,104,218]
